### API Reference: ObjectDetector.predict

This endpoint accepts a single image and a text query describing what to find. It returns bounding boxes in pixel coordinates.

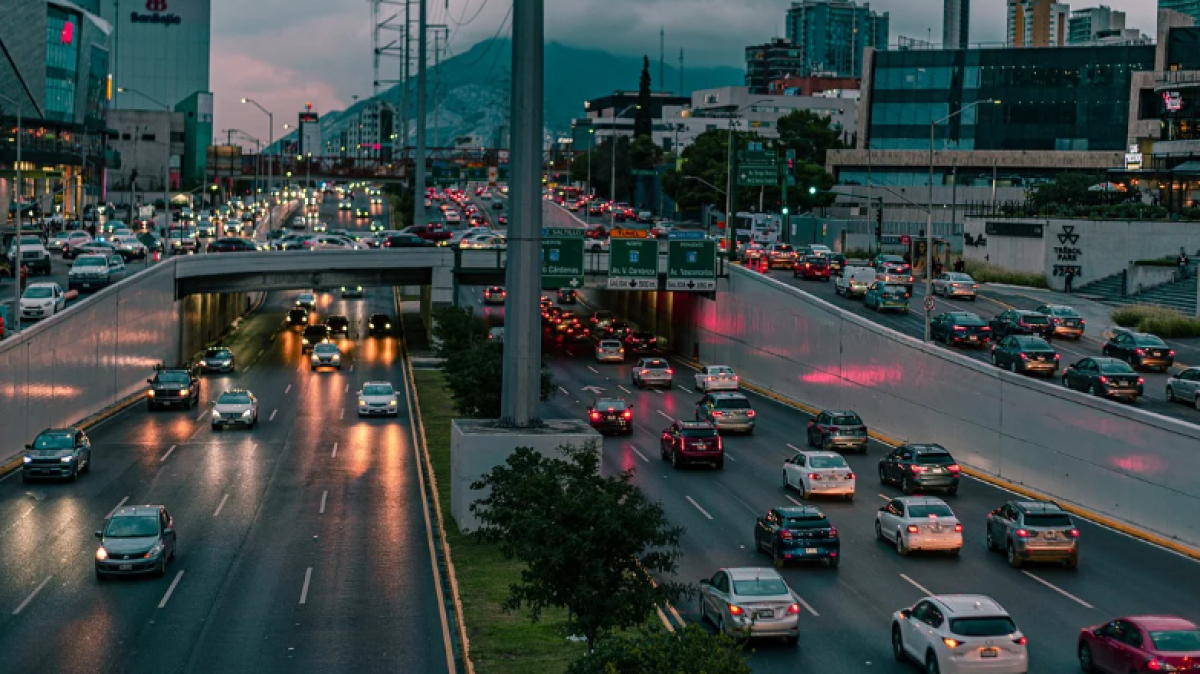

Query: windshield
[595,399,628,411]
[363,385,394,396]
[314,344,339,354]
[24,287,53,299]
[105,516,159,538]
[218,392,252,404]
[908,504,955,518]
[34,432,74,449]
[1134,334,1168,347]
[951,314,985,326]
[1150,630,1200,652]
[946,273,973,281]
[810,455,848,469]
[805,256,826,264]
[832,414,862,426]
[75,257,104,267]
[1050,306,1079,317]
[1015,337,1052,349]
[950,617,1018,637]
[205,349,231,358]
[1019,314,1049,325]
[643,360,669,369]
[784,516,831,530]
[157,372,190,383]
[1099,361,1136,374]
[915,452,955,465]
[773,244,794,252]
[681,427,718,438]
[715,397,751,410]
[600,341,622,348]
[1024,513,1073,527]
[732,578,789,597]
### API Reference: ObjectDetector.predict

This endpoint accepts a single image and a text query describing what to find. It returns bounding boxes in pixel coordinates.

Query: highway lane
[461,281,1200,672]
[0,195,448,674]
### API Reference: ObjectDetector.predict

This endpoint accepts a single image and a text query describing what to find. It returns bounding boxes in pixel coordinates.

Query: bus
[735,212,782,245]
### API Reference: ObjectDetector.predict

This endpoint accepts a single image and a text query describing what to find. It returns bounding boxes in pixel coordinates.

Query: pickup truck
[401,224,453,244]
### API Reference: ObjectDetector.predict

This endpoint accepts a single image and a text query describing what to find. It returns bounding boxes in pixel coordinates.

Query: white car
[891,595,1028,674]
[783,451,856,500]
[19,282,66,321]
[699,567,800,645]
[109,234,147,260]
[49,230,92,252]
[444,210,462,225]
[933,272,979,300]
[808,244,832,257]
[875,496,963,556]
[211,389,259,429]
[310,343,343,370]
[223,220,244,235]
[459,233,506,250]
[695,365,738,392]
[595,339,625,363]
[357,381,399,416]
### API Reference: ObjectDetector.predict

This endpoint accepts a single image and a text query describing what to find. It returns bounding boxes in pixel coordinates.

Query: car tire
[773,544,785,568]
[785,634,799,645]
[1167,386,1176,402]
[1062,376,1070,389]
[901,476,915,495]
[878,466,889,485]
[1078,643,1096,673]
[875,519,884,540]
[782,472,790,490]
[1088,384,1099,397]
[661,444,669,461]
[1010,361,1018,373]
[892,626,906,662]
[926,652,940,674]
[155,557,167,577]
[70,467,79,483]
[1194,394,1200,412]
[1007,543,1022,568]
[800,483,810,499]
[671,450,681,470]
[827,555,840,568]
[896,533,908,556]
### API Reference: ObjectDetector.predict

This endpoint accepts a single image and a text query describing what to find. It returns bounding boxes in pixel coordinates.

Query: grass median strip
[412,369,586,674]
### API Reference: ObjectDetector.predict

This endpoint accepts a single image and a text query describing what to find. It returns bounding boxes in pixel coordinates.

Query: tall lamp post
[241,98,274,204]
[924,99,1000,342]
[1,93,22,336]
[609,104,638,229]
[117,87,174,236]
[227,129,262,200]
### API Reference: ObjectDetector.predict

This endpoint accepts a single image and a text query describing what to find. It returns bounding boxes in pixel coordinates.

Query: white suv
[891,594,1028,674]
[7,236,51,275]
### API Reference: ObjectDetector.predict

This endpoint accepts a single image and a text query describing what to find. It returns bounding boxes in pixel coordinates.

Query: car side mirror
[1093,628,1103,637]
[899,609,911,619]
[879,506,888,512]
[24,443,33,450]
[94,531,102,539]
[146,378,154,384]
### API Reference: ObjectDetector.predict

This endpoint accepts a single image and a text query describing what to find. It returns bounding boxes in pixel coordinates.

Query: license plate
[805,547,818,554]
[968,336,978,341]
[981,648,998,658]
[755,610,773,619]
[118,564,133,571]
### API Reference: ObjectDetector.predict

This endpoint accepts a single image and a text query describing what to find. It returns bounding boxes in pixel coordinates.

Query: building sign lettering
[1164,91,1183,112]
[1052,225,1082,279]
[132,0,181,25]
[1124,144,1143,170]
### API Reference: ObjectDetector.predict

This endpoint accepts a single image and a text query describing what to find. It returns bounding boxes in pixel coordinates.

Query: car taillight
[808,472,820,480]
[972,284,979,289]
[1136,348,1146,356]
[727,604,744,616]
[1098,376,1108,384]
[1080,319,1086,325]
[787,604,802,615]
[1016,529,1029,538]
[954,523,963,532]
[1019,352,1029,360]
[1138,377,1145,384]
[589,412,600,420]
[780,530,793,540]
[953,325,966,331]
[906,524,920,533]
[1068,529,1079,538]
[1013,636,1028,646]
[640,370,648,376]
[621,410,632,419]
[910,465,928,473]
[711,411,724,417]
[1169,350,1176,356]
[947,464,961,473]
[1054,353,1061,360]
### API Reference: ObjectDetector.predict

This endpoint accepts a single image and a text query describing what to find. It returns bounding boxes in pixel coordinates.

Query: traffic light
[875,206,883,238]
[785,157,796,187]
[808,186,817,195]
[782,206,789,215]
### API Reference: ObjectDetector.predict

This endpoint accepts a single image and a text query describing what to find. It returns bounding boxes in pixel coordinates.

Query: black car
[587,397,633,435]
[302,324,331,352]
[22,427,92,483]
[198,347,235,373]
[930,311,991,348]
[147,367,200,410]
[878,443,961,495]
[1062,357,1144,402]
[1101,329,1175,371]
[288,307,310,328]
[624,331,657,353]
[137,232,164,254]
[753,506,840,567]
[987,309,1052,339]
[806,409,868,452]
[590,310,614,330]
[990,335,1059,376]
[383,233,435,248]
[368,313,392,336]
[1035,304,1085,339]
[557,288,577,304]
[94,504,177,579]
[603,321,633,340]
[207,237,257,253]
[326,314,350,336]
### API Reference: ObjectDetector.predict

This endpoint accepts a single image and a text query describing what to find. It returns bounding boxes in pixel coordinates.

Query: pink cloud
[211,51,345,150]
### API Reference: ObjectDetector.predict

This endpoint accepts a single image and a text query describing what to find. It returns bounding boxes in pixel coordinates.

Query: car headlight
[331,355,340,361]
[385,323,392,328]
[23,456,32,464]
[61,456,74,463]
[95,547,109,560]
[358,399,366,406]
[148,390,156,397]
[181,388,190,396]
[146,541,165,558]
[388,399,397,406]
[199,360,208,367]
[241,409,253,418]
[302,338,309,344]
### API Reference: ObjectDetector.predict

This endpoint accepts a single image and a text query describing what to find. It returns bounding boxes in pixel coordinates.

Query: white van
[835,266,876,299]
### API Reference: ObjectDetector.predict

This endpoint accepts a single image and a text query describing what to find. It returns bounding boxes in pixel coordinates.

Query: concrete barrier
[587,265,1200,549]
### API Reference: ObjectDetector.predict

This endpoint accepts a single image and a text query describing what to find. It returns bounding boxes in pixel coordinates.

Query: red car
[660,420,723,469]
[793,256,831,281]
[1078,616,1200,673]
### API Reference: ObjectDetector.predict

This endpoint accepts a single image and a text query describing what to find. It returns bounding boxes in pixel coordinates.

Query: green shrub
[1111,304,1200,338]
[961,260,1049,288]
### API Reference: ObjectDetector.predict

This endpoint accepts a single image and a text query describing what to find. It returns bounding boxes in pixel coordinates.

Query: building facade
[745,39,808,95]
[1161,0,1200,24]
[106,108,185,209]
[785,0,889,79]
[1008,0,1070,47]
[943,0,970,50]
[99,0,211,112]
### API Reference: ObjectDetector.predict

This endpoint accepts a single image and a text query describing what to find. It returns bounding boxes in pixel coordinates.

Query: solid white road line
[158,570,184,609]
[656,410,673,421]
[618,385,632,394]
[878,493,892,501]
[558,386,570,395]
[587,366,600,374]
[268,409,278,421]
[12,576,52,615]
[339,408,345,420]
[725,454,737,462]
[107,496,130,519]
[195,410,208,422]
[331,442,338,458]
[630,447,649,463]
[678,385,693,394]
[160,444,177,462]
[213,494,229,517]
[685,496,714,520]
[256,348,264,359]
[299,567,313,605]
[319,490,328,514]
[285,384,292,394]
[785,495,806,507]
[792,593,820,617]
[1021,570,1095,609]
[900,573,935,597]
[787,443,803,452]
[344,383,349,393]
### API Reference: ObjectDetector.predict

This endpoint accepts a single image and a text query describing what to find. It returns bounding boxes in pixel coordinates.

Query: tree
[1027,173,1106,208]
[471,443,687,650]
[432,306,488,359]
[566,625,752,674]
[634,56,653,139]
[775,109,848,166]
[569,138,632,201]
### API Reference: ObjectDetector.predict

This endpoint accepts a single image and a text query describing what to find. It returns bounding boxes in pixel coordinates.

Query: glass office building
[867,44,1155,151]
[100,0,211,110]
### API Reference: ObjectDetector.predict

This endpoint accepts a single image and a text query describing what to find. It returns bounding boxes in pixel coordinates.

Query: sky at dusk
[211,0,1162,146]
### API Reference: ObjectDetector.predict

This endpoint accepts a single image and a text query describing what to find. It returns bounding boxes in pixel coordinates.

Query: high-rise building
[785,0,889,79]
[1007,0,1069,47]
[1067,6,1146,44]
[943,0,970,49]
[745,39,808,95]
[99,0,211,111]
[1161,0,1200,24]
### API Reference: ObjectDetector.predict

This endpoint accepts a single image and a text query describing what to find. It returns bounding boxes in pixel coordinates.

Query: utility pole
[413,0,428,226]
[432,25,449,152]
[500,0,544,427]
[659,27,665,93]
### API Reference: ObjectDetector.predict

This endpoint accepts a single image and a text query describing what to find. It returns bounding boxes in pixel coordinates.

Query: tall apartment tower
[944,0,970,49]
[1007,0,1070,47]
[786,0,890,78]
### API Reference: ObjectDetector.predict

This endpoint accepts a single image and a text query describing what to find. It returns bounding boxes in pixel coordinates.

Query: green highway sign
[666,238,717,291]
[607,239,659,290]
[542,227,585,290]
[739,150,777,167]
[630,168,658,177]
[738,166,779,187]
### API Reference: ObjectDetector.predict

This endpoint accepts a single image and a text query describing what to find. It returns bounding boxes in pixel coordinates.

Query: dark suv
[368,313,392,336]
[753,506,840,567]
[986,500,1079,568]
[288,307,310,328]
[806,410,868,452]
[94,505,177,579]
[302,324,331,352]
[624,332,657,353]
[659,421,723,469]
[326,314,350,336]
[22,428,92,483]
[988,310,1052,339]
[147,367,200,410]
[587,398,632,435]
[878,443,961,495]
[696,392,756,434]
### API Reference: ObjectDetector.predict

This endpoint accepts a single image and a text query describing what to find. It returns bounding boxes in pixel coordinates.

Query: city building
[1007,0,1070,47]
[785,0,890,78]
[1,0,114,221]
[745,39,807,95]
[768,74,861,96]
[943,0,970,50]
[95,0,211,113]
[175,91,213,188]
[105,109,185,211]
[1160,0,1200,24]
[1067,6,1147,44]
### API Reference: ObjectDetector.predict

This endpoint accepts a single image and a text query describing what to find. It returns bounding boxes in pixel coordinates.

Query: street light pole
[241,98,274,206]
[118,87,175,237]
[924,99,999,342]
[1,93,22,335]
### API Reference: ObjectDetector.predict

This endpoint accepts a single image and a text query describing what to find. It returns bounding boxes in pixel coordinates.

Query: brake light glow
[1019,353,1029,360]
[906,524,920,533]
[728,604,744,616]
[953,325,966,331]
[1138,377,1145,384]
[1136,348,1146,356]
[1013,636,1028,646]
[1098,376,1108,384]
[589,412,600,420]
[1169,350,1176,356]
[1016,529,1029,538]
[746,410,756,418]
[943,638,960,648]
[786,603,802,615]
[665,369,674,375]
[910,465,928,473]
[1068,529,1079,538]
[846,473,855,480]
[621,410,632,419]
[954,523,963,532]
[1054,353,1061,360]
[947,464,961,473]
[808,472,821,480]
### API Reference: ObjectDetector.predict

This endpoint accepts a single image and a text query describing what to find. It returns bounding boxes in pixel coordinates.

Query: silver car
[211,389,258,429]
[1166,367,1200,410]
[699,567,800,644]
[696,392,756,434]
[358,381,399,416]
[595,339,624,363]
[22,427,91,482]
[876,496,963,555]
[632,357,674,389]
[310,343,343,370]
[94,505,176,579]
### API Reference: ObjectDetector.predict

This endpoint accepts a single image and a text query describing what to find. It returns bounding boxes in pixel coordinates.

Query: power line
[455,3,511,69]
[449,0,490,27]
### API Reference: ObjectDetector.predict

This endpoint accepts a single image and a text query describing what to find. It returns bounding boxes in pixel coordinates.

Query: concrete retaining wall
[587,266,1200,548]
[1127,263,1180,296]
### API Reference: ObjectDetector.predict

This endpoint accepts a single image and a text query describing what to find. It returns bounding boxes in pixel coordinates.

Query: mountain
[276,39,744,152]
